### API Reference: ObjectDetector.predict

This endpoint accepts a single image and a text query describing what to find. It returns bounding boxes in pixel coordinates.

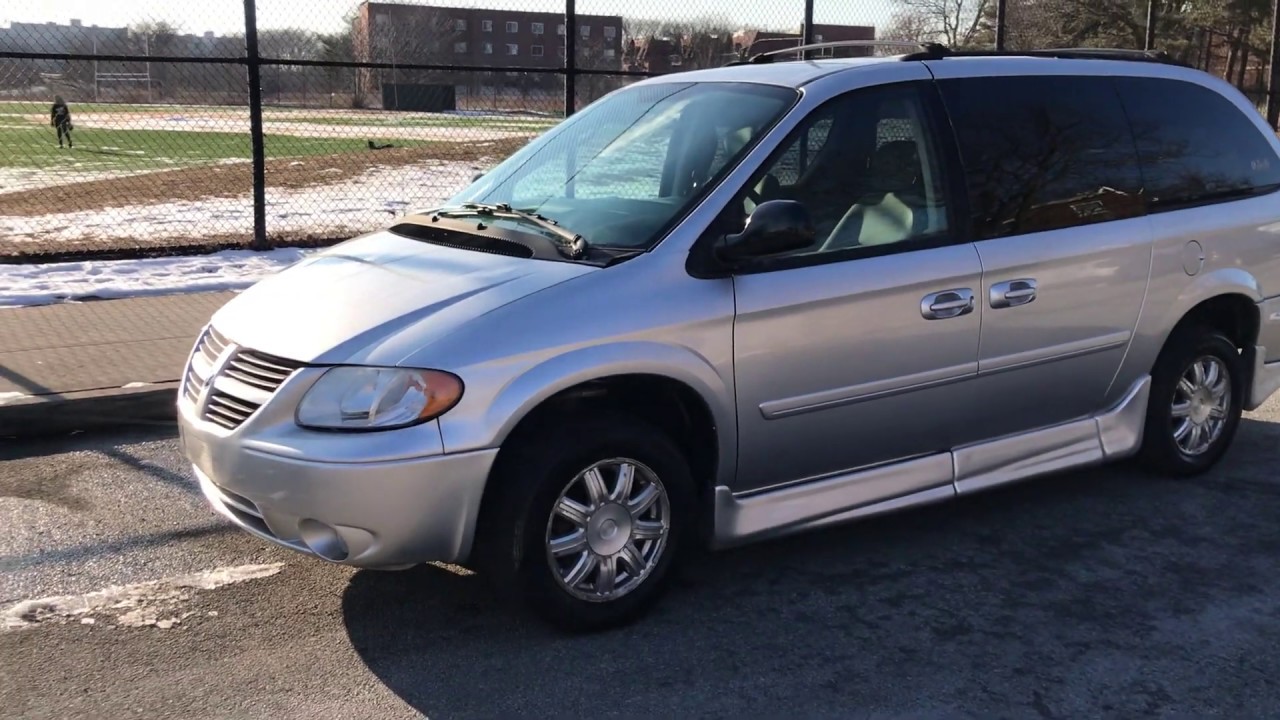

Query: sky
[0,0,897,36]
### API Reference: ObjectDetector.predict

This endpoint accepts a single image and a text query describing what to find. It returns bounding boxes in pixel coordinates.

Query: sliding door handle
[990,279,1038,309]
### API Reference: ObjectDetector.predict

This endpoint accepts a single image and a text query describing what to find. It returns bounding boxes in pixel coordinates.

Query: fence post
[244,0,268,250]
[995,0,1008,51]
[1144,0,1158,50]
[1269,0,1280,127]
[564,0,576,117]
[802,0,814,56]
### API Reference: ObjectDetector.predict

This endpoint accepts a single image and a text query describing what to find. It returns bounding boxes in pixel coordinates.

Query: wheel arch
[466,342,735,549]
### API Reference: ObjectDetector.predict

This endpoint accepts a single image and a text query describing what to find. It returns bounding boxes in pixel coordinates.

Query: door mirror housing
[716,200,816,263]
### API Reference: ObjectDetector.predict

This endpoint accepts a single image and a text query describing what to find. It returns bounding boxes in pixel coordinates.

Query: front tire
[1138,326,1244,476]
[474,412,695,632]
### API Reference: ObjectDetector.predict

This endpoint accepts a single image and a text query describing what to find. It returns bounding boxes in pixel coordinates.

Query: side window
[939,75,1145,240]
[1114,76,1280,210]
[728,82,951,262]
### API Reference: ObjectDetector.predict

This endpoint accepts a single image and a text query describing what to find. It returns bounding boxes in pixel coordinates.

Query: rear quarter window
[1113,76,1280,210]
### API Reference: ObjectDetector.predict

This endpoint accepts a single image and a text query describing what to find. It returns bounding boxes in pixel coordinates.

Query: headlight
[296,367,463,431]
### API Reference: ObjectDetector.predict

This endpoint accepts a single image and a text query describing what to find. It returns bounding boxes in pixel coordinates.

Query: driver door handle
[921,289,975,320]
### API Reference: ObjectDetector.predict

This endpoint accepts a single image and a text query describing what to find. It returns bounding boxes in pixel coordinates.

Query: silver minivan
[178,43,1280,630]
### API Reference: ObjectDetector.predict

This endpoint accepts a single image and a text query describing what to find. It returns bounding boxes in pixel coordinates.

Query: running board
[711,375,1151,549]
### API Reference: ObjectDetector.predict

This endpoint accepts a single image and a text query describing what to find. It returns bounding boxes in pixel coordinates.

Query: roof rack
[725,40,949,66]
[722,41,1183,68]
[901,46,1181,65]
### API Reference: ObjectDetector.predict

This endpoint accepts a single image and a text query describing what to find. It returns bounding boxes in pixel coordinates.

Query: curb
[0,383,179,440]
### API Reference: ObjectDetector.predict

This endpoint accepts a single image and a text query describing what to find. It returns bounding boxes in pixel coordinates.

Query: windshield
[445,81,798,252]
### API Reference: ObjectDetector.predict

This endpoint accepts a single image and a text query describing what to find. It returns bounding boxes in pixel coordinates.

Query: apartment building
[355,2,624,71]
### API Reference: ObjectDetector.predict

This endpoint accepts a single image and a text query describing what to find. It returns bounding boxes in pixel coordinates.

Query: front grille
[183,324,306,431]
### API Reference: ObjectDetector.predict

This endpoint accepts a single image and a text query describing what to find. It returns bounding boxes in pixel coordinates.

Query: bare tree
[886,0,991,48]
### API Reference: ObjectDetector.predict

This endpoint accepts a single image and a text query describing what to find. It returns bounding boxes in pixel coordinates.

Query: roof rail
[900,46,1182,65]
[725,39,949,66]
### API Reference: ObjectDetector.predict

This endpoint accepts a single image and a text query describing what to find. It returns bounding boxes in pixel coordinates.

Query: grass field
[0,124,447,171]
[0,101,545,175]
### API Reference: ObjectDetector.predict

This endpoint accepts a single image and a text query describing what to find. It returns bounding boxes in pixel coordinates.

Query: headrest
[868,140,920,194]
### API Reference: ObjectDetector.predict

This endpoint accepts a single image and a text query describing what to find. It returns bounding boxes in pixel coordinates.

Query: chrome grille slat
[208,393,259,416]
[206,404,248,423]
[205,412,240,430]
[236,351,302,375]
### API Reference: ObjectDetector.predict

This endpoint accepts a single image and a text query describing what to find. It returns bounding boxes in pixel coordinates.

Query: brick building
[734,25,877,59]
[354,2,623,105]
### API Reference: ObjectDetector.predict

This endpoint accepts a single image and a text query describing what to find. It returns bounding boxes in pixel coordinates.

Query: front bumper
[179,406,498,569]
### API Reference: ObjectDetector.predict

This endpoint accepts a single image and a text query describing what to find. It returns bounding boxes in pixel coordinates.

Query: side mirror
[716,200,815,263]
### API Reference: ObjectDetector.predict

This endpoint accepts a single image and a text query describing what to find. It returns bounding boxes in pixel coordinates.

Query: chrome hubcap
[1171,355,1230,456]
[545,458,670,602]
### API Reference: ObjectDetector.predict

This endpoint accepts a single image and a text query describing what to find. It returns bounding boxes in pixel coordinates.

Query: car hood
[210,230,594,365]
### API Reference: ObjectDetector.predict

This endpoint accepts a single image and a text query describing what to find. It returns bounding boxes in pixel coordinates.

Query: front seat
[821,140,925,252]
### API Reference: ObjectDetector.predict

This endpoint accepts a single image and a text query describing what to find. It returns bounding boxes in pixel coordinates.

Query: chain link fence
[1,0,1277,262]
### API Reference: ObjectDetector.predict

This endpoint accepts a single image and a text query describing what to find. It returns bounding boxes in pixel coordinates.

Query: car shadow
[341,415,1280,716]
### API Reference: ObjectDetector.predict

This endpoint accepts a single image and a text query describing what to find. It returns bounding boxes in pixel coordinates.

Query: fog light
[298,519,350,562]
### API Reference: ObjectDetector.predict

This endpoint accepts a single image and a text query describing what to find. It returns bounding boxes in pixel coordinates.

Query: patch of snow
[2,562,285,631]
[0,247,317,308]
[0,391,28,405]
[121,381,152,388]
[0,161,480,247]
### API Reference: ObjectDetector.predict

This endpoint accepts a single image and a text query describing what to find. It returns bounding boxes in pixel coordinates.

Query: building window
[507,43,519,55]
[482,19,492,32]
[506,21,518,33]
[532,45,544,57]
[557,24,566,35]
[604,47,615,58]
[374,13,388,25]
[483,42,493,54]
[604,26,616,39]
[558,46,566,58]
[815,33,823,42]
[581,24,591,37]
[532,22,544,35]
[454,18,466,31]
[669,54,682,66]
[454,41,467,53]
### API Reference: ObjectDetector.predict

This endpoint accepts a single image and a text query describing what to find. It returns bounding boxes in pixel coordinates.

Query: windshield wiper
[433,203,589,260]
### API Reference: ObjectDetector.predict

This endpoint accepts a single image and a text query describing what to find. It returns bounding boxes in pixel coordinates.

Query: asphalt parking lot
[5,401,1280,719]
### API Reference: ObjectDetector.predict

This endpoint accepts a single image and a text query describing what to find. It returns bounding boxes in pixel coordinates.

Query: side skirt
[710,375,1151,549]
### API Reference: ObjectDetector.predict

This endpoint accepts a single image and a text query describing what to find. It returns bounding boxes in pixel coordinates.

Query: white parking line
[2,563,285,631]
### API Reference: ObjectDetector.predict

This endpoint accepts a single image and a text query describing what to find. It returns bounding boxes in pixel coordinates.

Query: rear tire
[1137,325,1244,476]
[473,411,696,632]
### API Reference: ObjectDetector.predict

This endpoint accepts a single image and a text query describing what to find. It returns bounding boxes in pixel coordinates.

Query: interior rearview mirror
[716,200,816,263]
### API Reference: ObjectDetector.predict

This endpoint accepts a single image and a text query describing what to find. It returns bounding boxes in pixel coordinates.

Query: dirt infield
[0,138,522,218]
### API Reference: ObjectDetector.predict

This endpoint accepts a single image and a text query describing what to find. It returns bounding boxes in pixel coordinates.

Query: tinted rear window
[939,75,1145,239]
[1113,76,1280,210]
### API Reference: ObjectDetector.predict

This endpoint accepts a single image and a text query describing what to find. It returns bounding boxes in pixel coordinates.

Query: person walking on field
[50,95,73,149]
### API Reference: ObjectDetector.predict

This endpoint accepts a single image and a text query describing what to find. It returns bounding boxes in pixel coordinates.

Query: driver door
[723,80,985,493]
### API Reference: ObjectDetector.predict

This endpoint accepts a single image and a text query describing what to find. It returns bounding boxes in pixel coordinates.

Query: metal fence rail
[1,0,1278,262]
